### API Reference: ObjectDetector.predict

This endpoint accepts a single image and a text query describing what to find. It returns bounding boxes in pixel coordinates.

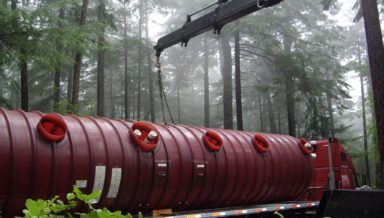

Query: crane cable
[156,56,175,124]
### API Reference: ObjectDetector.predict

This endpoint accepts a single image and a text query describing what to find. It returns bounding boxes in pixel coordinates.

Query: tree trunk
[12,1,29,111]
[123,0,130,120]
[326,93,335,137]
[145,0,155,122]
[110,66,115,118]
[11,0,16,9]
[283,32,296,137]
[258,95,264,132]
[97,35,105,116]
[124,54,130,119]
[277,92,282,134]
[136,0,143,120]
[220,31,233,129]
[136,53,142,120]
[11,84,19,108]
[234,32,243,131]
[71,0,89,114]
[71,53,82,114]
[97,0,106,117]
[357,47,371,186]
[361,0,384,188]
[53,67,61,111]
[67,68,73,112]
[54,9,65,112]
[147,54,155,122]
[204,33,210,127]
[360,71,371,186]
[20,47,28,111]
[176,75,181,123]
[266,91,277,133]
[285,76,296,136]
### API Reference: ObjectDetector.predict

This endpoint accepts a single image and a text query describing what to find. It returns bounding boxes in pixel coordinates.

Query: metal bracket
[155,160,169,177]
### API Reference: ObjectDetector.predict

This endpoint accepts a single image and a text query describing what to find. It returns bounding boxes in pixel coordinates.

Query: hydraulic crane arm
[154,0,284,57]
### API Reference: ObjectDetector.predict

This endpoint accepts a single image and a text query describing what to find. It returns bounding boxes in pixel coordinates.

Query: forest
[0,0,384,188]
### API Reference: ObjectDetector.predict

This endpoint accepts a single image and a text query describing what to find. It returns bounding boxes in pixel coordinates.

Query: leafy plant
[20,186,142,218]
[274,211,285,218]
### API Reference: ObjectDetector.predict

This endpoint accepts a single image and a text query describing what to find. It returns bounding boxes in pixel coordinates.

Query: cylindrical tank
[0,109,314,216]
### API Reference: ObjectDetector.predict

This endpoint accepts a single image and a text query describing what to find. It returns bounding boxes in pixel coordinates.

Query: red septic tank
[0,109,314,216]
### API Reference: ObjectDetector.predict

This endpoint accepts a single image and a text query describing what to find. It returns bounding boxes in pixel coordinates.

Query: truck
[1,0,383,217]
[306,138,356,201]
[147,138,361,218]
[151,0,384,217]
[1,109,382,218]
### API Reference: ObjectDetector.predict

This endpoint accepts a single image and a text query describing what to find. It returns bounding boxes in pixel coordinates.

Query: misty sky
[333,0,356,26]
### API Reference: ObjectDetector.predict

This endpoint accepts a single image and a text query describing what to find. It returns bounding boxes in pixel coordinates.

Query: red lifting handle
[298,138,313,155]
[251,134,269,153]
[129,121,160,152]
[37,114,67,142]
[203,130,223,152]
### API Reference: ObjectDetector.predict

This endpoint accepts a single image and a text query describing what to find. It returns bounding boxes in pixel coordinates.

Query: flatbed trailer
[149,190,384,218]
[148,201,319,218]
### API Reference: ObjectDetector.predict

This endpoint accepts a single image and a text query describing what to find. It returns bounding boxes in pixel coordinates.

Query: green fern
[20,186,139,218]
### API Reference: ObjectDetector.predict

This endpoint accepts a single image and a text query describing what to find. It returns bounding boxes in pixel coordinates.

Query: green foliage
[0,0,376,147]
[20,186,140,218]
[274,211,285,218]
[54,99,71,115]
[0,0,101,69]
[0,0,106,112]
[229,0,353,137]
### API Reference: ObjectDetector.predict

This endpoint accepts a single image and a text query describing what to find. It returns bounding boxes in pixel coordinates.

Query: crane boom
[154,0,284,57]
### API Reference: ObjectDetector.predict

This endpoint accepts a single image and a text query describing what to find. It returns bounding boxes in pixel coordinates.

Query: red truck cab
[307,138,356,200]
